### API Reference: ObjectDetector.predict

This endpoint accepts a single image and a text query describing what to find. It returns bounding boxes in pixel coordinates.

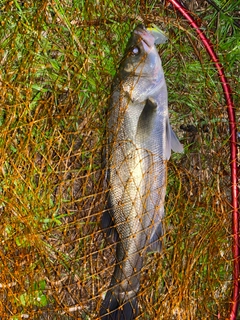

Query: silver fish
[100,24,183,320]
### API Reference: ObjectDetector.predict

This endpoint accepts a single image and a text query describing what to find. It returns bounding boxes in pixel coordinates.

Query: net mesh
[0,0,239,319]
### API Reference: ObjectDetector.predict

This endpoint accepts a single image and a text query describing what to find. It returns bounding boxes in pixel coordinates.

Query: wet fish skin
[100,25,183,320]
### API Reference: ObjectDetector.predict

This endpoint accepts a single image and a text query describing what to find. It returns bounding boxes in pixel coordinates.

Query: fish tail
[100,289,138,320]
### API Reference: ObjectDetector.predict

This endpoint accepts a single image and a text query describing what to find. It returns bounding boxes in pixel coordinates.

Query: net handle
[166,1,239,319]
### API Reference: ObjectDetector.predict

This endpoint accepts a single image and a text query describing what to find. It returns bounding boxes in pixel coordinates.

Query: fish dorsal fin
[136,98,157,141]
[166,118,183,160]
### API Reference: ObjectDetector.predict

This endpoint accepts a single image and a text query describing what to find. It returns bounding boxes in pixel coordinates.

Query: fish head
[118,24,165,101]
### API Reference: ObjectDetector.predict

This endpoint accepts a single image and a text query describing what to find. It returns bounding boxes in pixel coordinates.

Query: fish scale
[100,24,183,320]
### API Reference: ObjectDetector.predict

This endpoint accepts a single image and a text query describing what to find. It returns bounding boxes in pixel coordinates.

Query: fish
[100,24,183,320]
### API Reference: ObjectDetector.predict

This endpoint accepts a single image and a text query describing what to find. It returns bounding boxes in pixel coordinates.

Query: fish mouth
[134,25,155,48]
[147,24,168,44]
[134,24,168,47]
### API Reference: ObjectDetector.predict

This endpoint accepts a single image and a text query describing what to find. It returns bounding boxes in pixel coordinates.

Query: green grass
[0,0,239,319]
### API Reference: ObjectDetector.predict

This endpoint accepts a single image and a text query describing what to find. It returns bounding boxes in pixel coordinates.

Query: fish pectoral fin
[166,118,184,159]
[170,126,184,153]
[136,98,157,140]
[146,97,158,109]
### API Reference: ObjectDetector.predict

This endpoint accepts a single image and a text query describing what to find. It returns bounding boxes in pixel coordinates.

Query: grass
[0,0,239,319]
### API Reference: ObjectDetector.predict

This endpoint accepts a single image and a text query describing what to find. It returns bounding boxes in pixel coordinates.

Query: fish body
[100,25,183,320]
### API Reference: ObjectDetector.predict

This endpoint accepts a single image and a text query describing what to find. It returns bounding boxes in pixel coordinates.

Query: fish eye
[131,46,140,55]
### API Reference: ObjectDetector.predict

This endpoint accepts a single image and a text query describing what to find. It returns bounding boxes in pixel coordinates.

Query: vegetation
[0,0,239,318]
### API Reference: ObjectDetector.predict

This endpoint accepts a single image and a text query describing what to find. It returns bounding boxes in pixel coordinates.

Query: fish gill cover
[0,0,239,319]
